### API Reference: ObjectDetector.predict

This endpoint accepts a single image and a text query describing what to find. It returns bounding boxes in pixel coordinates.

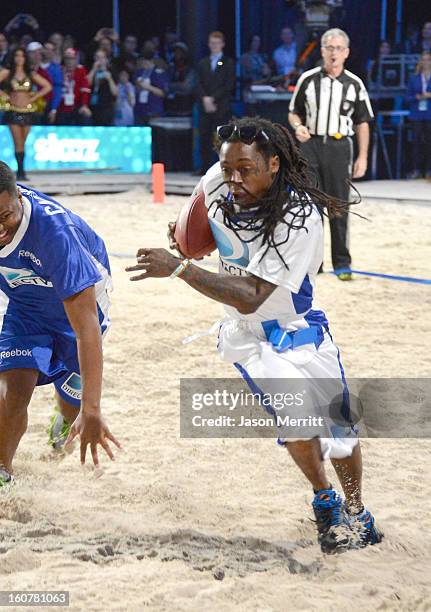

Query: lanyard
[421,73,430,94]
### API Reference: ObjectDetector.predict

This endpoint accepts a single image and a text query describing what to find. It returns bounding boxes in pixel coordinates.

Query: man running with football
[126,116,383,554]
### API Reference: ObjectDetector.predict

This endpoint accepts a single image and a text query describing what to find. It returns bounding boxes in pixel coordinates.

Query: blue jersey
[0,185,112,402]
[0,186,110,311]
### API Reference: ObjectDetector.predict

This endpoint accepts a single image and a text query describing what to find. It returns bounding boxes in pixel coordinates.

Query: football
[174,189,216,259]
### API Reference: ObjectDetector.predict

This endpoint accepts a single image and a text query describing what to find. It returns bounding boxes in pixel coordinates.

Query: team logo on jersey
[0,266,53,289]
[19,250,42,267]
[61,372,82,401]
[208,218,250,267]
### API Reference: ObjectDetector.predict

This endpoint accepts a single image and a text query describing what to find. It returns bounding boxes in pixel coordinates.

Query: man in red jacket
[56,48,92,125]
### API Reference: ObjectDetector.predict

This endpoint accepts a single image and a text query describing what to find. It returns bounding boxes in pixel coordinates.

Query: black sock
[15,151,24,177]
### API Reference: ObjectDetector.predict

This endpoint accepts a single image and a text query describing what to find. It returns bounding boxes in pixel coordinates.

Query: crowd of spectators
[0,12,430,177]
[366,21,431,178]
[0,16,197,127]
[0,14,333,130]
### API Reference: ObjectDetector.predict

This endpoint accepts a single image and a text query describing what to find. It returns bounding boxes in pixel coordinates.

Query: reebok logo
[0,348,32,359]
[19,250,42,267]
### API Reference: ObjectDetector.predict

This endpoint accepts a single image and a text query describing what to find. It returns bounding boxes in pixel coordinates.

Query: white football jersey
[202,163,324,329]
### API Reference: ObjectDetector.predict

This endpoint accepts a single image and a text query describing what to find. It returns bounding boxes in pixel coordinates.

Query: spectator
[99,37,114,63]
[114,35,139,76]
[133,50,169,125]
[123,35,138,58]
[26,42,53,123]
[122,53,138,77]
[19,34,33,49]
[114,69,135,126]
[0,33,10,68]
[86,27,119,69]
[43,41,59,65]
[4,13,42,47]
[118,35,138,67]
[368,40,394,111]
[142,39,168,71]
[150,36,162,59]
[48,32,64,64]
[196,30,235,174]
[88,49,118,125]
[369,41,392,85]
[406,52,431,179]
[56,48,92,125]
[41,42,63,123]
[403,24,420,55]
[166,42,196,116]
[0,47,51,179]
[63,34,77,54]
[0,33,9,122]
[273,26,297,78]
[417,22,431,54]
[240,35,271,87]
[163,29,179,67]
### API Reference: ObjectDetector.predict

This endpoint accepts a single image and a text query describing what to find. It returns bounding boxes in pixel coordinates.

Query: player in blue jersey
[126,117,383,554]
[0,161,121,487]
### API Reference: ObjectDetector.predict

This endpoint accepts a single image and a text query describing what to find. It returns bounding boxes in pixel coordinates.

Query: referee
[288,28,374,280]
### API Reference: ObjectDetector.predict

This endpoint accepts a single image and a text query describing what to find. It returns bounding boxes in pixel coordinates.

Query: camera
[285,0,343,33]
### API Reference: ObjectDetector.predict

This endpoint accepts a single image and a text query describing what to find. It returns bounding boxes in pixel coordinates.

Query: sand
[0,186,430,612]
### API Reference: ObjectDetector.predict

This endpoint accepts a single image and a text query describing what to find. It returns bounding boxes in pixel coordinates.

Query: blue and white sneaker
[312,488,360,554]
[0,467,14,488]
[349,507,384,547]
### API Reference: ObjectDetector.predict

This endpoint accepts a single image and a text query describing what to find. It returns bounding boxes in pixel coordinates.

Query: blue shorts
[0,306,109,408]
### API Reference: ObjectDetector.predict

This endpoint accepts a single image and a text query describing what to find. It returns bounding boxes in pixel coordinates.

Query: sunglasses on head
[216,124,270,145]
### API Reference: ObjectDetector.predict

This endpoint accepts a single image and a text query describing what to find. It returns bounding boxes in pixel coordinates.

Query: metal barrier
[370,54,419,91]
[371,110,410,180]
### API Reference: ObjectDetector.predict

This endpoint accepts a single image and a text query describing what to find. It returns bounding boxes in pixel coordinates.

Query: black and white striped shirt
[289,67,374,137]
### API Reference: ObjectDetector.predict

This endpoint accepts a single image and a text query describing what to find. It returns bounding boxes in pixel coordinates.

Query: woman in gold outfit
[0,47,51,179]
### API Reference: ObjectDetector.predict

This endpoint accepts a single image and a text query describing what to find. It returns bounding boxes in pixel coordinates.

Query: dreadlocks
[208,116,358,267]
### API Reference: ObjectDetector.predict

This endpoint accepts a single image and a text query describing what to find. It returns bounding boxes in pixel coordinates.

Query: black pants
[56,111,92,126]
[301,137,353,271]
[198,106,231,173]
[90,105,115,126]
[411,120,431,175]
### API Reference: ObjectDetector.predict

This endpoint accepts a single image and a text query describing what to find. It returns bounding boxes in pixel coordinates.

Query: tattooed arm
[178,262,276,314]
[125,247,276,314]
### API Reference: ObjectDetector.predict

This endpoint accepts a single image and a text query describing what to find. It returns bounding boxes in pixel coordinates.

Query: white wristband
[170,259,191,279]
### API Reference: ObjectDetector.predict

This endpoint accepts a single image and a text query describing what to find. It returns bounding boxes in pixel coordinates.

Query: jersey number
[39,198,66,216]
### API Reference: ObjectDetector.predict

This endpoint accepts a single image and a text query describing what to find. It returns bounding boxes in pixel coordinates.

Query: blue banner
[0,126,152,173]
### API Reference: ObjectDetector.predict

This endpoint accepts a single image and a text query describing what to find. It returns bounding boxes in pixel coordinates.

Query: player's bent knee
[0,369,38,414]
[0,389,31,417]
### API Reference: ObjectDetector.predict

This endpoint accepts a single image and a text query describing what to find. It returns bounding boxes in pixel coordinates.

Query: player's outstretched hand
[65,410,122,467]
[125,247,180,281]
